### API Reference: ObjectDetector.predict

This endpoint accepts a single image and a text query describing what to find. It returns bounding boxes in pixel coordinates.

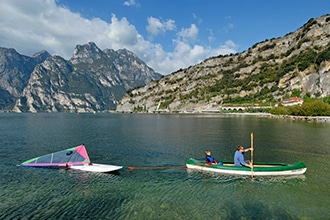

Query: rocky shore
[259,114,330,123]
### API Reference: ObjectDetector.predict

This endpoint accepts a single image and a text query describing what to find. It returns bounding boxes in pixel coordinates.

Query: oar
[250,132,254,181]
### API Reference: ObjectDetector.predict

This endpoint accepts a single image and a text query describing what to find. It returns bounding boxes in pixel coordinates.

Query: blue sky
[0,0,329,75]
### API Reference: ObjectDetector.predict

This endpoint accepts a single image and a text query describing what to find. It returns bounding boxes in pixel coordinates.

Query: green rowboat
[186,158,307,176]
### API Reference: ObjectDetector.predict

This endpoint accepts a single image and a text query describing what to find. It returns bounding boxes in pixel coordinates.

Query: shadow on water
[184,170,307,219]
[224,200,299,220]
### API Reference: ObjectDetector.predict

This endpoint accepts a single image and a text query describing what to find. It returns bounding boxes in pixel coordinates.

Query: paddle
[250,132,254,181]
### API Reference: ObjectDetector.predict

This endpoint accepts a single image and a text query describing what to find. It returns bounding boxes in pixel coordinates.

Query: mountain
[0,48,51,109]
[116,15,330,113]
[0,42,161,112]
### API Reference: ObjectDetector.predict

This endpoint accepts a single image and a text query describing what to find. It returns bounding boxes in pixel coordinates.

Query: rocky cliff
[0,48,50,109]
[0,42,161,112]
[116,15,330,113]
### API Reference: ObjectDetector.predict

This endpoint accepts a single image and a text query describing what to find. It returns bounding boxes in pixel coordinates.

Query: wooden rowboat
[186,158,307,176]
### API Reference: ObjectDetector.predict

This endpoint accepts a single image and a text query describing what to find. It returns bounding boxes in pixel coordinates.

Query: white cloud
[223,15,234,33]
[0,0,237,75]
[224,23,234,33]
[146,17,176,37]
[192,13,203,24]
[169,39,237,71]
[123,0,139,7]
[208,29,215,42]
[177,24,199,42]
[106,15,139,46]
[211,40,238,56]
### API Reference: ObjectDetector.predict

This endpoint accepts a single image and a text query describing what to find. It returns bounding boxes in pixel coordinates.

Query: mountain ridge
[116,14,330,113]
[0,42,161,112]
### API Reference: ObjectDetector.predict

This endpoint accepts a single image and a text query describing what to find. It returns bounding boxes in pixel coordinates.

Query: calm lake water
[0,113,329,219]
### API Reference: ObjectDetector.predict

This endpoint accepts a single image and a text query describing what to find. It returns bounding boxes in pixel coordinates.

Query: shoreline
[258,113,330,123]
[1,111,330,123]
[154,112,330,123]
[193,112,330,123]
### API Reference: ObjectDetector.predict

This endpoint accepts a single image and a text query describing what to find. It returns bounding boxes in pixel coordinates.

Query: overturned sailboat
[20,144,122,173]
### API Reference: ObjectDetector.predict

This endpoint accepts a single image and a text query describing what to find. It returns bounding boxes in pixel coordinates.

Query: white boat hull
[186,164,307,176]
[70,163,122,173]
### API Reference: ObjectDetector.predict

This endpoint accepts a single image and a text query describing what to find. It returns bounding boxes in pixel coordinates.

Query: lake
[0,113,329,219]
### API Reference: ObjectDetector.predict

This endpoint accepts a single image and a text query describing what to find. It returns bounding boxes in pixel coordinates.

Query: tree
[292,89,301,97]
[292,101,330,116]
[269,106,292,115]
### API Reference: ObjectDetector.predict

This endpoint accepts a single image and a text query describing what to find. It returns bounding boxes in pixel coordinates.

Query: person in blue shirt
[205,150,219,165]
[234,145,253,168]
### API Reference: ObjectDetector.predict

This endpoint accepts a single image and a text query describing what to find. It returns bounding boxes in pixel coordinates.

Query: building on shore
[275,97,304,107]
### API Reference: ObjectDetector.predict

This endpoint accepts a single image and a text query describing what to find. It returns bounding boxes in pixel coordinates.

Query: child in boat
[205,150,219,165]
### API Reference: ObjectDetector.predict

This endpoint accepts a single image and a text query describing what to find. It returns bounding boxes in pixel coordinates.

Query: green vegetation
[259,43,276,52]
[199,45,330,106]
[127,17,330,117]
[133,105,144,112]
[218,97,330,116]
[159,99,173,109]
[269,97,330,116]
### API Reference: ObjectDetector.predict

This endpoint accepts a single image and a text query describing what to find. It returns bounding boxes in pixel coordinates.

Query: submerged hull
[186,158,307,176]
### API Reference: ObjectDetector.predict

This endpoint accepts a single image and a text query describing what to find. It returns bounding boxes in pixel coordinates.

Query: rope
[124,165,185,172]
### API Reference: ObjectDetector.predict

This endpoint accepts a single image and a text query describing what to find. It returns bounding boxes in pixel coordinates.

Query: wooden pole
[250,132,254,181]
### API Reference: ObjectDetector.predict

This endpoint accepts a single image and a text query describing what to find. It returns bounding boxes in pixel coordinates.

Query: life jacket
[206,155,215,163]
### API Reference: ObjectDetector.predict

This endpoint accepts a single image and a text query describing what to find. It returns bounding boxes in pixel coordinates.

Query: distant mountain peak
[32,50,51,63]
[70,42,105,64]
[0,42,161,112]
[32,50,50,57]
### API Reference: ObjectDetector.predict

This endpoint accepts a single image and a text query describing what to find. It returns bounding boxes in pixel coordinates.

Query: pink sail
[21,144,91,167]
